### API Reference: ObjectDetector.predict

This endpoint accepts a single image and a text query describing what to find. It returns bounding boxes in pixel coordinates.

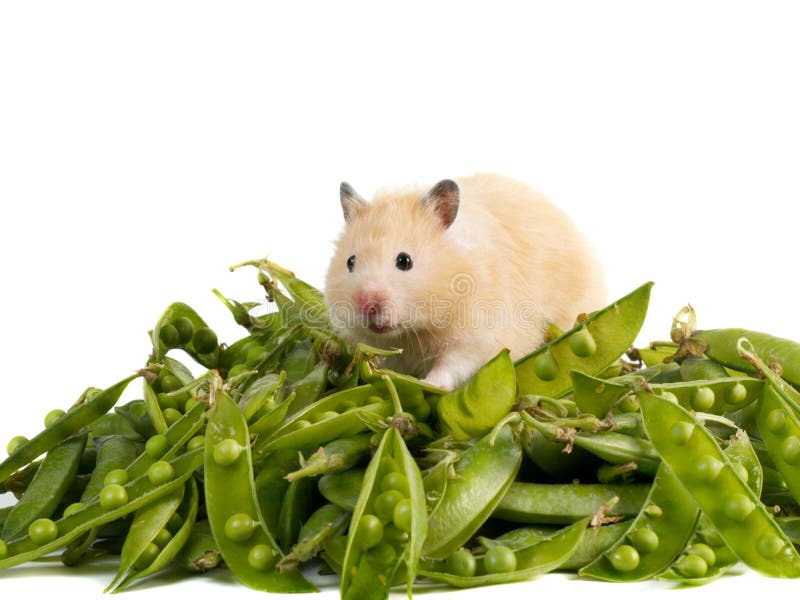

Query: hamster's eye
[347,255,356,272]
[395,252,413,271]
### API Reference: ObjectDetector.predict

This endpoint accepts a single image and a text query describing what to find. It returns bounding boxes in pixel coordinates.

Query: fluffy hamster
[324,173,606,390]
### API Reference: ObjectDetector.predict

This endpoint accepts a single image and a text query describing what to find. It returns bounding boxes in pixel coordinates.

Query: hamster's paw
[422,367,457,391]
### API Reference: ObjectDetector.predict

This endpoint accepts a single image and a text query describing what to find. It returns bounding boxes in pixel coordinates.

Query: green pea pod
[679,357,730,381]
[423,424,522,560]
[0,506,11,529]
[240,372,285,422]
[520,425,599,481]
[204,387,315,593]
[418,518,588,588]
[289,362,329,414]
[436,349,516,441]
[580,463,700,581]
[276,478,318,554]
[571,371,630,418]
[286,434,373,483]
[478,526,560,551]
[143,380,168,435]
[151,302,220,369]
[115,400,157,439]
[319,469,365,512]
[254,449,299,538]
[176,519,221,572]
[249,391,296,437]
[0,447,203,569]
[218,334,269,374]
[0,375,137,483]
[515,282,652,398]
[277,503,349,571]
[260,259,328,322]
[494,481,650,524]
[2,433,88,540]
[281,339,318,383]
[340,426,427,600]
[80,435,138,504]
[640,390,800,577]
[757,385,800,504]
[649,377,762,415]
[88,413,143,441]
[559,521,630,571]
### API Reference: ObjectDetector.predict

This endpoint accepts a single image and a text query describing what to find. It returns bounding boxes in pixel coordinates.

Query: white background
[2,1,799,597]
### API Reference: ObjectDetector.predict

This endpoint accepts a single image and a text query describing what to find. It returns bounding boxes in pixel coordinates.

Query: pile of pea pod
[3,259,800,598]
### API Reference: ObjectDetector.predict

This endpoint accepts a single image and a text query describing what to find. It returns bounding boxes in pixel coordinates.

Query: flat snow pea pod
[494,481,650,524]
[639,390,800,577]
[319,469,365,512]
[115,400,157,439]
[571,371,630,418]
[151,302,220,369]
[580,463,700,581]
[276,477,318,553]
[0,375,137,483]
[418,518,588,588]
[757,385,800,504]
[176,519,221,572]
[423,424,522,560]
[515,282,652,398]
[0,447,203,569]
[143,380,168,435]
[1,433,88,540]
[239,372,285,421]
[204,387,315,593]
[286,434,373,482]
[649,376,762,415]
[340,426,427,600]
[436,349,516,441]
[254,449,300,537]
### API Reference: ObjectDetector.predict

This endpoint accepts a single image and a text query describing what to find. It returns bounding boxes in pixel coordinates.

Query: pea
[0,540,7,559]
[629,527,659,554]
[693,455,723,481]
[317,411,340,422]
[99,484,129,510]
[162,408,182,426]
[356,514,384,549]
[381,472,409,494]
[366,542,397,568]
[411,400,431,421]
[382,524,409,546]
[159,323,180,348]
[643,504,663,518]
[159,375,182,394]
[392,498,413,533]
[732,462,749,483]
[248,544,276,570]
[147,460,176,486]
[290,419,312,432]
[661,392,679,404]
[213,438,243,466]
[446,548,477,577]
[172,317,194,345]
[727,382,748,406]
[187,434,206,451]
[766,409,787,434]
[378,457,400,474]
[669,422,694,446]
[687,543,717,567]
[781,435,800,465]
[44,409,66,428]
[145,434,169,459]
[756,534,785,558]
[617,394,640,413]
[103,469,129,486]
[28,518,58,545]
[227,364,251,380]
[135,542,161,569]
[6,435,28,455]
[192,327,218,354]
[533,350,558,381]
[570,327,597,357]
[153,528,173,548]
[608,544,640,572]
[484,545,517,574]
[691,387,715,412]
[374,490,404,522]
[184,397,199,412]
[63,502,85,517]
[245,347,268,368]
[167,513,183,532]
[224,513,255,542]
[674,553,708,578]
[722,493,755,521]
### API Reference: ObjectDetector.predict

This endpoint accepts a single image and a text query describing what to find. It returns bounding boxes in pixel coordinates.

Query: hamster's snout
[353,288,395,335]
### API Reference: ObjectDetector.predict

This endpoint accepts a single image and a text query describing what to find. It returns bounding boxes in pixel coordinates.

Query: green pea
[162,407,182,426]
[669,422,694,446]
[356,514,384,549]
[484,545,517,574]
[248,544,276,570]
[337,400,358,412]
[213,438,242,466]
[756,534,785,558]
[6,435,28,455]
[99,484,129,510]
[722,493,755,521]
[533,350,559,381]
[411,400,431,421]
[629,527,659,554]
[392,498,413,533]
[700,528,724,547]
[192,327,218,354]
[570,328,597,357]
[675,553,708,578]
[374,490,404,522]
[643,504,663,518]
[766,409,787,434]
[172,317,194,345]
[167,513,183,532]
[727,382,748,406]
[103,469,129,486]
[153,528,173,548]
[290,419,312,432]
[381,472,409,494]
[159,323,180,348]
[135,542,161,569]
[661,392,679,404]
[608,544,640,572]
[28,518,58,545]
[781,435,800,465]
[159,375,182,394]
[732,462,749,483]
[317,410,340,422]
[245,347,268,368]
[378,457,400,474]
[184,397,199,413]
[0,540,7,559]
[224,513,255,542]
[382,524,409,546]
[687,543,716,567]
[145,434,169,459]
[366,542,398,568]
[44,409,66,428]
[187,434,206,451]
[693,455,723,481]
[227,364,250,380]
[617,394,640,413]
[63,502,85,517]
[147,460,176,486]
[446,548,477,577]
[691,387,715,412]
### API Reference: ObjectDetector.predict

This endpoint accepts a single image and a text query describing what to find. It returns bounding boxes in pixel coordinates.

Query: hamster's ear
[340,182,366,222]
[422,179,460,229]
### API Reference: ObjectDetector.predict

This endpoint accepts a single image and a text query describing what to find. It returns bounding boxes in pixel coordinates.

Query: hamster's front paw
[422,367,456,392]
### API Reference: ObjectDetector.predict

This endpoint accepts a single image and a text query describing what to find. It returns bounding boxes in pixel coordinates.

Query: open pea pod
[204,387,315,593]
[436,349,516,441]
[640,390,800,577]
[649,376,762,415]
[151,302,220,369]
[340,426,427,600]
[515,282,652,398]
[571,370,630,418]
[757,385,800,505]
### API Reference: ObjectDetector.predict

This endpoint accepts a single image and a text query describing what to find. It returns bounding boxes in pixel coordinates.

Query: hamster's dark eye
[395,252,413,271]
[346,255,356,272]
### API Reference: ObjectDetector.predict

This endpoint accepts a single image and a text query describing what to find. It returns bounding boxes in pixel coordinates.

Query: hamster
[324,173,607,391]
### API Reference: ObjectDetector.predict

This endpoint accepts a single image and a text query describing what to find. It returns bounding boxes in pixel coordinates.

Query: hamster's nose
[354,290,387,316]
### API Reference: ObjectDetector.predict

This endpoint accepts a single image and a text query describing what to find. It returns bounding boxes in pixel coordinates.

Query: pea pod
[436,349,516,441]
[1,433,88,540]
[639,390,800,577]
[757,386,800,504]
[679,357,730,381]
[571,370,630,418]
[204,386,315,593]
[143,380,168,435]
[288,362,329,414]
[79,436,139,504]
[276,478,318,553]
[560,522,630,571]
[175,519,221,572]
[277,503,349,571]
[649,376,762,415]
[319,469,365,512]
[254,449,299,538]
[151,302,220,369]
[286,434,373,483]
[423,424,522,560]
[88,413,142,440]
[0,375,137,483]
[239,372,285,422]
[281,339,319,383]
[115,400,157,439]
[515,282,652,397]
